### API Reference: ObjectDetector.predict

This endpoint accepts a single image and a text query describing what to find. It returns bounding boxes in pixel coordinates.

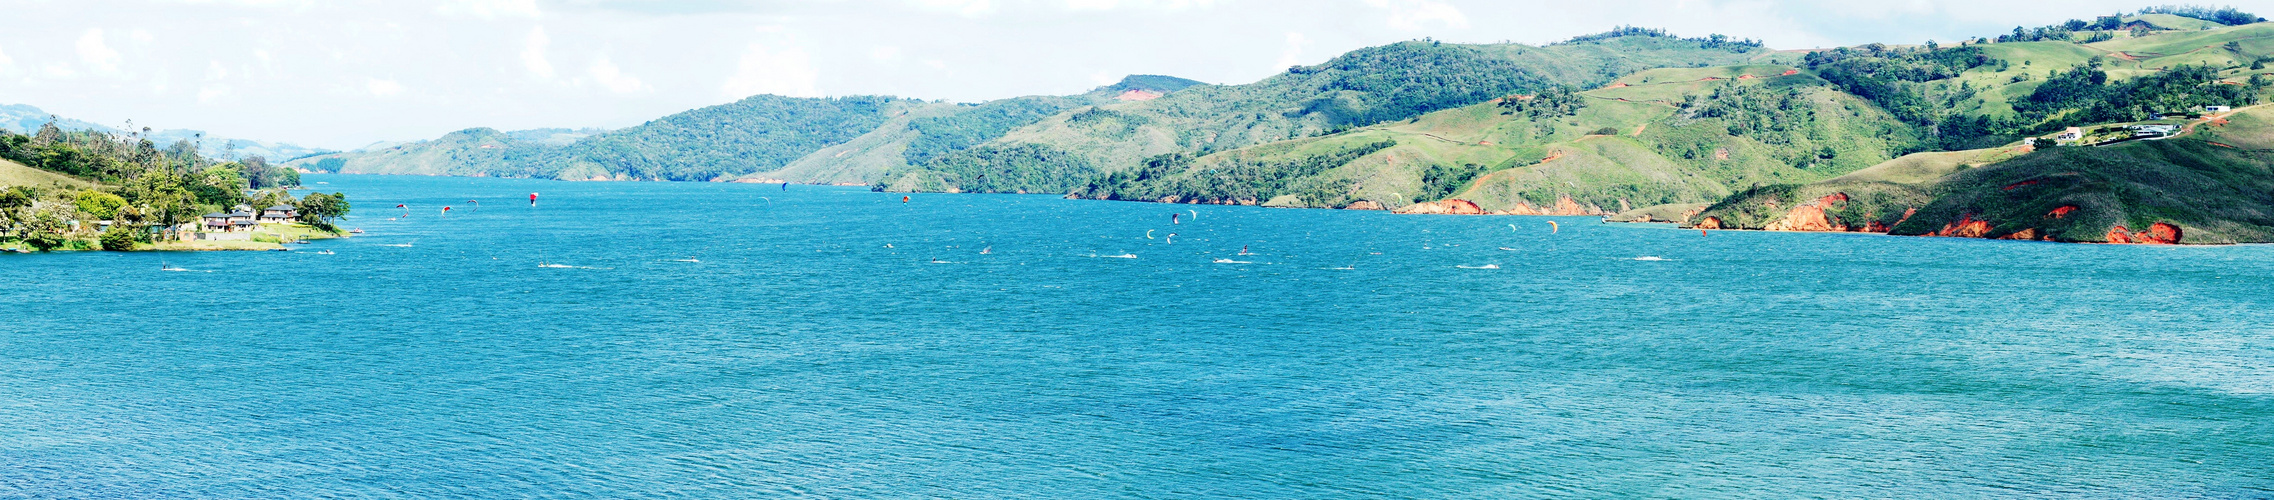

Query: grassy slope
[1072,67,1920,212]
[0,158,96,189]
[980,36,1782,178]
[1690,103,2274,243]
[748,101,964,184]
[295,128,556,178]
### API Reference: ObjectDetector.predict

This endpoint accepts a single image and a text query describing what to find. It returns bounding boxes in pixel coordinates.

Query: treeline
[1289,41,1559,127]
[2014,63,2262,126]
[0,123,348,251]
[558,95,910,181]
[1066,139,1396,206]
[878,144,1101,194]
[2139,5,2264,25]
[901,98,1084,166]
[1554,26,1764,52]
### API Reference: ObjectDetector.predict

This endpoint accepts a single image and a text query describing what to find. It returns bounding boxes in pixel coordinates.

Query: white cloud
[870,45,904,63]
[77,29,122,73]
[435,0,540,19]
[911,0,994,17]
[0,45,14,74]
[522,26,554,79]
[722,43,819,98]
[1273,32,1311,70]
[1064,0,1218,11]
[1359,0,1469,30]
[205,60,229,80]
[199,84,230,103]
[588,56,648,93]
[367,78,404,96]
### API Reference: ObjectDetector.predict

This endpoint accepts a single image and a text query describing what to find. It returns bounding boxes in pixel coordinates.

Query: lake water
[4,174,2272,497]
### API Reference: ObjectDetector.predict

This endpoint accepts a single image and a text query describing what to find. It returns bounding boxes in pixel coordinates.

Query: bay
[3,173,2271,497]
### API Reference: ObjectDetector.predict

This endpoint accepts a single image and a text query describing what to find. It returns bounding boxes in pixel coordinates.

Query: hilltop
[258,7,2274,242]
[0,104,334,161]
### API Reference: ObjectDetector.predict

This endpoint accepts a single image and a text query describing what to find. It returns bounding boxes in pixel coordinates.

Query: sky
[0,0,2232,150]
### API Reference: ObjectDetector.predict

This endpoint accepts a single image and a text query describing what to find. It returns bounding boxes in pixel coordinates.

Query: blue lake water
[4,173,2273,497]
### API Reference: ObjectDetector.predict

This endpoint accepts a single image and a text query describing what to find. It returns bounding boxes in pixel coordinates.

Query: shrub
[99,225,140,251]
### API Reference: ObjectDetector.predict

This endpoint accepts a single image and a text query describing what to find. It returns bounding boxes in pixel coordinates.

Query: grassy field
[1687,102,2274,243]
[0,158,96,189]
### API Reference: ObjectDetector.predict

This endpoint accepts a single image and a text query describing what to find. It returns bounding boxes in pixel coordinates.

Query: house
[201,213,236,232]
[2129,124,2180,138]
[259,205,298,223]
[2207,105,2232,113]
[2055,127,2084,143]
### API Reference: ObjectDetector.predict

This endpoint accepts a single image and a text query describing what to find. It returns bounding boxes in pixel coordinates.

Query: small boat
[538,263,575,269]
[350,229,364,234]
[1237,245,1253,256]
[670,258,700,263]
[1456,264,1501,269]
[1095,253,1138,259]
[293,240,312,244]
[979,246,992,255]
[1632,256,1669,261]
[316,250,335,255]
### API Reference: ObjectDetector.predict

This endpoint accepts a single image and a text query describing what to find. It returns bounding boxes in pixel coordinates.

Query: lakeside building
[200,211,258,232]
[259,205,298,223]
[2130,124,2180,138]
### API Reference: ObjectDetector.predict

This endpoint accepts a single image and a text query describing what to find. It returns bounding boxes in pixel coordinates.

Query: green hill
[300,95,927,181]
[876,33,1781,190]
[1686,104,2274,244]
[0,157,95,189]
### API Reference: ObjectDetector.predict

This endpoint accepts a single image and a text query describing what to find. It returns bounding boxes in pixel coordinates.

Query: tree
[99,223,141,251]
[295,192,350,231]
[17,206,70,251]
[74,190,127,220]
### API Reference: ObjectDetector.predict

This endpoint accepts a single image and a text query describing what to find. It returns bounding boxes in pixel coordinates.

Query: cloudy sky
[0,0,2199,149]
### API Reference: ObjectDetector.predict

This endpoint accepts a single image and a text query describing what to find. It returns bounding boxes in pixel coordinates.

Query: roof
[227,211,254,217]
[203,213,231,218]
[266,205,296,211]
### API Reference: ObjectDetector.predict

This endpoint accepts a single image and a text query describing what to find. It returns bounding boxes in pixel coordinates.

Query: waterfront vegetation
[0,123,351,252]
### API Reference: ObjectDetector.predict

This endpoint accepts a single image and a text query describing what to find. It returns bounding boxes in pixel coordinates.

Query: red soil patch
[1605,83,1630,88]
[2002,180,2040,191]
[2047,205,2079,219]
[1737,74,1756,80]
[2000,228,2042,240]
[2104,223,2182,244]
[1779,69,1800,76]
[1114,89,1165,101]
[1931,214,1994,238]
[1443,199,1483,215]
[2211,141,2236,148]
[2142,223,2182,244]
[1695,217,1725,230]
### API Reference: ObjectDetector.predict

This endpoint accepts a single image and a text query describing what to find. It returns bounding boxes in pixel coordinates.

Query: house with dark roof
[259,205,298,223]
[201,211,258,232]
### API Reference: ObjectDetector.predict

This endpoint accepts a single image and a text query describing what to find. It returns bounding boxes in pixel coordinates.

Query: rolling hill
[260,10,2274,243]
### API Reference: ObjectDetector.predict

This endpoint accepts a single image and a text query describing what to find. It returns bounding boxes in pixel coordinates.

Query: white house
[2207,105,2232,113]
[259,205,298,223]
[2054,127,2084,143]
